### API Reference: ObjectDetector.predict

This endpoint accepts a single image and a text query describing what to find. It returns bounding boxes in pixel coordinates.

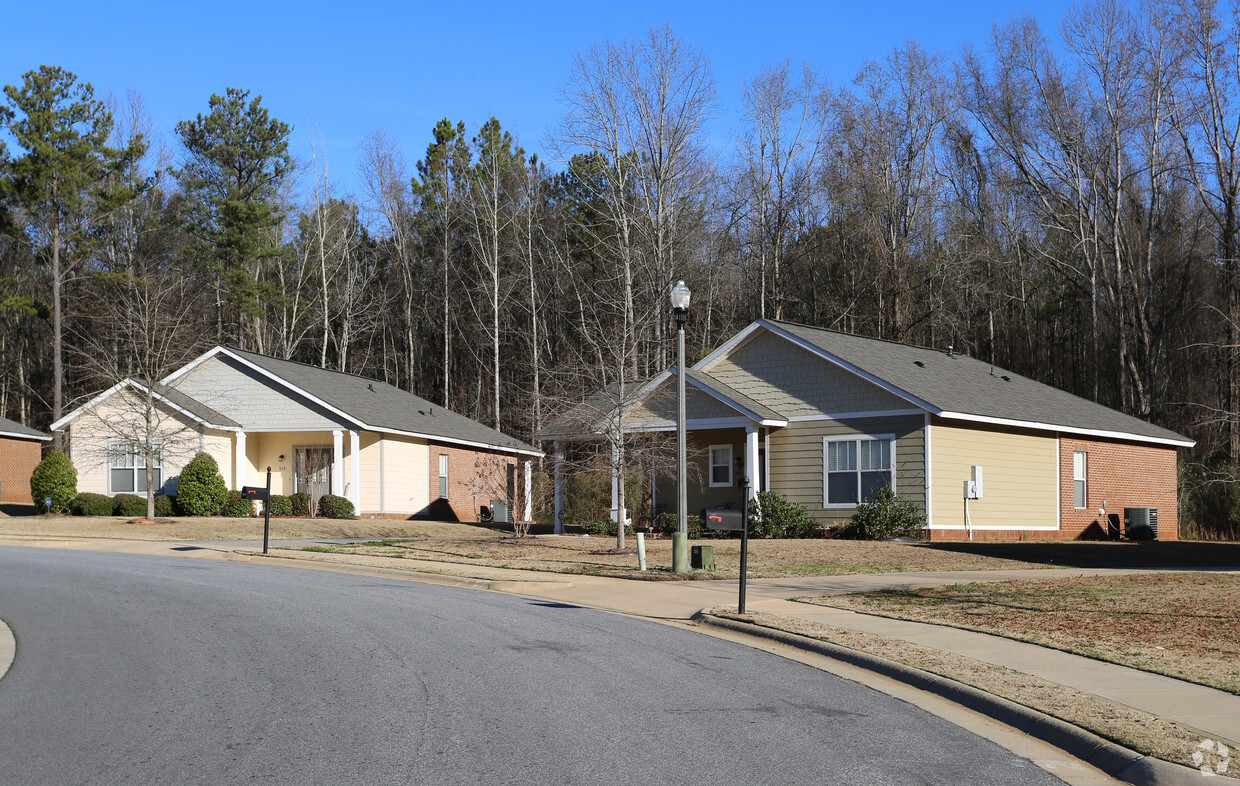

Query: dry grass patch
[803,572,1240,695]
[710,609,1208,769]
[306,536,1055,579]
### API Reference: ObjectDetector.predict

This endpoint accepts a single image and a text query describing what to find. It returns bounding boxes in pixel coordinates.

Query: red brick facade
[929,435,1180,542]
[425,443,522,523]
[0,436,43,504]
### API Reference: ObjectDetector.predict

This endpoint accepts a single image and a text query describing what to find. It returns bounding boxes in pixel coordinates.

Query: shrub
[267,494,292,517]
[581,517,634,537]
[220,491,253,518]
[113,493,147,517]
[845,488,926,540]
[154,495,174,517]
[70,492,113,516]
[318,494,355,519]
[750,491,816,539]
[656,510,702,539]
[289,492,311,516]
[176,452,229,516]
[30,450,77,513]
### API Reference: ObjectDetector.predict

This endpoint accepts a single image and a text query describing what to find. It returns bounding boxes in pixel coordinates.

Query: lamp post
[671,279,691,574]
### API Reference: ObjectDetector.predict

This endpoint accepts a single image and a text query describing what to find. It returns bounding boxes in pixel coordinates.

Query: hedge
[113,493,147,517]
[70,492,113,517]
[317,494,355,519]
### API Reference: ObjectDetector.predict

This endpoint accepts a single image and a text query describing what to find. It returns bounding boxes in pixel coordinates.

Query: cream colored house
[52,347,541,520]
[540,320,1194,541]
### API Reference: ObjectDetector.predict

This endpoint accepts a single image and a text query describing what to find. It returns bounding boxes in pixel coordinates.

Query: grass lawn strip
[711,609,1206,770]
[803,573,1240,695]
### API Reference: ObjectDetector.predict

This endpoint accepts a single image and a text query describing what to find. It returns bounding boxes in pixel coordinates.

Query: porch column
[234,431,246,490]
[553,442,565,535]
[332,429,344,496]
[745,424,759,502]
[610,442,621,524]
[523,460,532,523]
[349,430,361,511]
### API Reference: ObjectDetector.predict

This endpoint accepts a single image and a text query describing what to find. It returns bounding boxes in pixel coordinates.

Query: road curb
[0,619,13,682]
[695,613,1237,786]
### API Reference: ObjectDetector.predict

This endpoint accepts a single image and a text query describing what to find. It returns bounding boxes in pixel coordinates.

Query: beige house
[540,320,1193,541]
[52,347,541,520]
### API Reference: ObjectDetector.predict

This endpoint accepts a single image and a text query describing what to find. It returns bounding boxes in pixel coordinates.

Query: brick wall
[425,443,521,523]
[0,437,43,504]
[928,435,1180,542]
[1058,436,1179,540]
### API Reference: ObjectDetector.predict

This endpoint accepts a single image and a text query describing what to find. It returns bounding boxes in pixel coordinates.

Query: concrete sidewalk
[5,536,1239,782]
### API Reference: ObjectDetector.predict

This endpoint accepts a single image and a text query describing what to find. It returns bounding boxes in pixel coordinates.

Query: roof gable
[0,416,51,441]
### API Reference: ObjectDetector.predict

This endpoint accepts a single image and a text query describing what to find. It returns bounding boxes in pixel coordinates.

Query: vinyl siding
[381,435,429,515]
[929,418,1057,530]
[703,330,910,417]
[176,355,351,431]
[767,414,925,526]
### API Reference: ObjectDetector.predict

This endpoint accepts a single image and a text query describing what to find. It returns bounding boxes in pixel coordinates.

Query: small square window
[708,445,733,487]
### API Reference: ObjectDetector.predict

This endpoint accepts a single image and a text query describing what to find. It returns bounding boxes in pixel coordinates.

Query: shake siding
[177,356,349,431]
[768,415,925,526]
[703,330,909,416]
[929,418,1057,531]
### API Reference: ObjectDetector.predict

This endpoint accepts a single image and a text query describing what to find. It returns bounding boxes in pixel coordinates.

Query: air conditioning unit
[1123,507,1158,540]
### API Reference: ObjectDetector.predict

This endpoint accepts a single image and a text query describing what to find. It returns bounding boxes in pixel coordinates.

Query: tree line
[4,4,1240,531]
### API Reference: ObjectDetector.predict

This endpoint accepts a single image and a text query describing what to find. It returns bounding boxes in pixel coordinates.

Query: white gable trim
[681,370,787,426]
[935,410,1195,448]
[50,378,240,432]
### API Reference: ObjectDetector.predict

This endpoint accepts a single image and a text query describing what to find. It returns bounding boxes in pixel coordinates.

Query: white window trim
[1073,451,1087,510]
[708,444,733,488]
[107,440,163,495]
[438,453,449,499]
[822,434,896,509]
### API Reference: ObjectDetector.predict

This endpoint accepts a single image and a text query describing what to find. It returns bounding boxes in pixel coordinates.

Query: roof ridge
[223,345,405,391]
[767,318,966,358]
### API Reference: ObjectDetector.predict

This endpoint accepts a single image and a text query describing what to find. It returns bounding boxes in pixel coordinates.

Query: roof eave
[935,410,1195,448]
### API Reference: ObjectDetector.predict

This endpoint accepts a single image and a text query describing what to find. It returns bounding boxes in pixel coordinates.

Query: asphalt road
[0,547,1067,785]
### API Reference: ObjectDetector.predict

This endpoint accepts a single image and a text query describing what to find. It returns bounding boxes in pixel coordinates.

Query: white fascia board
[0,429,52,442]
[693,321,766,371]
[756,321,938,412]
[935,410,1196,448]
[159,345,228,385]
[50,378,133,430]
[371,426,543,457]
[53,378,240,433]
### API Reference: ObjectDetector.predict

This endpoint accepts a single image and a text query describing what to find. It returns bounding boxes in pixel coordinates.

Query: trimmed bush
[176,452,229,516]
[30,450,77,513]
[318,494,355,519]
[844,487,926,540]
[656,511,703,539]
[289,492,311,516]
[267,494,292,517]
[70,492,114,517]
[113,493,147,517]
[220,490,253,518]
[751,491,816,539]
[154,495,174,517]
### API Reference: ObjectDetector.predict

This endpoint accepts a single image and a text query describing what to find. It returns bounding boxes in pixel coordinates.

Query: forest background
[4,0,1240,536]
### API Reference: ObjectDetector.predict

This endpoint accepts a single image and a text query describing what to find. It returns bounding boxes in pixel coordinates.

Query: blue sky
[4,0,1078,197]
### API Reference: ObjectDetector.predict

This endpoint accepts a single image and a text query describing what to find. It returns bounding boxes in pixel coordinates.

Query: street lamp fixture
[672,279,691,574]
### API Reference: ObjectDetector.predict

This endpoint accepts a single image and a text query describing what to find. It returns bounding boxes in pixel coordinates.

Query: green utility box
[691,544,715,571]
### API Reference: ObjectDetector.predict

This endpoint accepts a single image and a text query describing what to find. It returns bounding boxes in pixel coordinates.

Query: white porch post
[745,425,759,502]
[553,441,565,535]
[332,429,344,496]
[610,442,621,524]
[349,430,361,511]
[234,431,246,490]
[523,460,532,523]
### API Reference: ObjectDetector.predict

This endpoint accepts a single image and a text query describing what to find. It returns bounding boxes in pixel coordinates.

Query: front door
[294,446,332,508]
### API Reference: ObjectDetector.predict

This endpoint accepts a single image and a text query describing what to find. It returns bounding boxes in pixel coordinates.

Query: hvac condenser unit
[1123,507,1158,540]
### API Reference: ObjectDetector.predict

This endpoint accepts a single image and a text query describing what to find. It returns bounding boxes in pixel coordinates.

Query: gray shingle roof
[225,348,540,455]
[150,384,241,429]
[0,416,50,441]
[766,320,1192,445]
[686,369,786,423]
[536,381,640,440]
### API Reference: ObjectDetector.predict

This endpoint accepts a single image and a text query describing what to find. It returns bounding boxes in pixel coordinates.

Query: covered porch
[231,428,362,512]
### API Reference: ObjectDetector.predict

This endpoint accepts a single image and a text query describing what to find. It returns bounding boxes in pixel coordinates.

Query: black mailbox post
[244,468,273,554]
[700,480,753,613]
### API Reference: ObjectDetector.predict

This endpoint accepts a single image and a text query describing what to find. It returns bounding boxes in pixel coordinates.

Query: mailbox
[241,486,270,502]
[700,507,744,532]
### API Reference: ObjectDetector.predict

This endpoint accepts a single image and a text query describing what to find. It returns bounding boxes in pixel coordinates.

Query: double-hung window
[108,441,162,494]
[438,454,449,498]
[708,445,733,487]
[1073,451,1087,509]
[823,435,894,506]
